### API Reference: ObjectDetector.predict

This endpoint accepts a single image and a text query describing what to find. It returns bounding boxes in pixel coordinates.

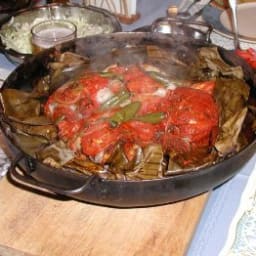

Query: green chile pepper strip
[135,112,165,124]
[147,71,172,87]
[101,90,130,110]
[109,101,141,127]
[100,72,123,80]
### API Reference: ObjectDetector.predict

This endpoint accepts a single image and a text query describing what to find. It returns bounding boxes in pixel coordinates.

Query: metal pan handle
[8,153,98,199]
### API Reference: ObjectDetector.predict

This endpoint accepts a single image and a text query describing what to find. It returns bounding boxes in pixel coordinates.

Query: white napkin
[0,67,12,87]
[178,0,211,16]
[0,147,10,179]
[219,161,256,255]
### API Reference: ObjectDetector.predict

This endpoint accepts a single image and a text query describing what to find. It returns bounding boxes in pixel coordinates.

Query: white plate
[202,4,256,44]
[220,2,256,41]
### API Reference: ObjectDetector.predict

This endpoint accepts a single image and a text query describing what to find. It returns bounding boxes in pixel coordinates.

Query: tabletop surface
[0,171,208,256]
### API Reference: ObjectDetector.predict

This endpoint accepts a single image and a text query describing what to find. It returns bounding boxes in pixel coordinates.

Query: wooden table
[0,175,208,256]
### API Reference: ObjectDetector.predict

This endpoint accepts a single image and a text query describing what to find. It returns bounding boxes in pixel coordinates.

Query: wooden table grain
[0,175,208,256]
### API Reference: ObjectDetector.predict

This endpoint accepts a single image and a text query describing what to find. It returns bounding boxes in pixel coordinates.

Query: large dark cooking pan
[0,32,256,208]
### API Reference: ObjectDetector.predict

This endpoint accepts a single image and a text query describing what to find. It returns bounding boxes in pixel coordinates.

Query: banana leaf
[65,157,105,177]
[132,144,167,179]
[12,132,48,157]
[1,89,41,121]
[32,52,90,97]
[36,141,74,168]
[10,121,57,141]
[199,47,244,79]
[108,144,143,173]
[190,47,244,81]
[214,78,250,156]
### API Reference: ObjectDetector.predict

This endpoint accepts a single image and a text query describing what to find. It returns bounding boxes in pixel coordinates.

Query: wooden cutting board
[0,176,208,256]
